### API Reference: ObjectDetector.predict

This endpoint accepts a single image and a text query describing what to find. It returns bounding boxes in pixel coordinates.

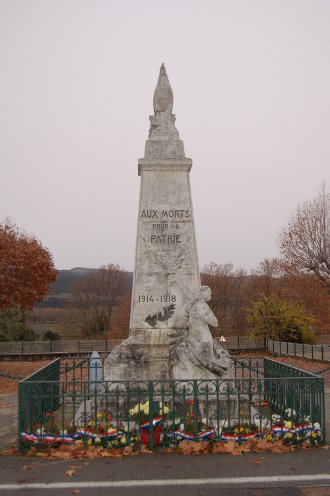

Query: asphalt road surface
[0,450,329,496]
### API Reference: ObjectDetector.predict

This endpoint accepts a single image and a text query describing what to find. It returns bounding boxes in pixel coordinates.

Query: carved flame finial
[153,63,174,114]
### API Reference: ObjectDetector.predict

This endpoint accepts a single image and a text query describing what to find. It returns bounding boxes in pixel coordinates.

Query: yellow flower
[97,413,102,420]
[284,421,292,429]
[284,433,293,439]
[312,433,317,438]
[89,421,95,427]
[120,436,127,444]
[95,437,101,444]
[240,427,244,433]
[163,406,169,415]
[144,407,149,415]
[87,438,92,445]
[135,436,138,441]
[267,434,273,441]
[124,426,128,433]
[129,408,135,416]
[234,428,239,434]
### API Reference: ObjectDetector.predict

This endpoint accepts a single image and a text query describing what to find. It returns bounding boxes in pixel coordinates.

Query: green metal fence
[18,357,326,451]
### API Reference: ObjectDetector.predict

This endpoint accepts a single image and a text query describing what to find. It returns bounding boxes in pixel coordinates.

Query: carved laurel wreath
[145,303,176,328]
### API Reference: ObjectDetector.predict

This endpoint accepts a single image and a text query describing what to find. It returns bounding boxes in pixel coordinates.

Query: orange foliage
[0,222,57,312]
[201,259,329,337]
[109,291,131,339]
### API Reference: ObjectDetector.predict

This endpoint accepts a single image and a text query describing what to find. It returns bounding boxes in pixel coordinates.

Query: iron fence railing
[0,336,265,356]
[268,339,330,363]
[18,357,326,451]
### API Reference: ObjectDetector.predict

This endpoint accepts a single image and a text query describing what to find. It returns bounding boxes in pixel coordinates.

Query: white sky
[1,0,329,272]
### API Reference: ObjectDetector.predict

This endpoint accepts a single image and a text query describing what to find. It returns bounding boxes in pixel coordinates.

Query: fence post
[294,343,296,357]
[78,340,80,354]
[287,342,288,355]
[272,340,274,353]
[18,382,22,451]
[237,335,240,348]
[21,341,24,354]
[302,343,305,358]
[148,381,154,450]
[311,345,314,360]
[279,341,282,355]
[105,339,108,352]
[321,346,324,361]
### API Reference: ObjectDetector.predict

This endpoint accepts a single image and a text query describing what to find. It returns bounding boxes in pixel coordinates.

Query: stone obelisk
[104,64,232,382]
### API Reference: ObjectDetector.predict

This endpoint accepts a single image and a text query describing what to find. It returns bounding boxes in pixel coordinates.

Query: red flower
[186,400,194,406]
[107,414,112,421]
[45,412,51,418]
[35,422,40,428]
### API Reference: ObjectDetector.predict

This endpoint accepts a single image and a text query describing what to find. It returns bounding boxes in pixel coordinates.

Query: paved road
[0,449,329,495]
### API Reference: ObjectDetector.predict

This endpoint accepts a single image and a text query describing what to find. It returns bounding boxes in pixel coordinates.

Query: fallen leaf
[18,477,40,484]
[65,470,75,477]
[253,459,261,464]
[22,465,36,471]
[72,490,80,494]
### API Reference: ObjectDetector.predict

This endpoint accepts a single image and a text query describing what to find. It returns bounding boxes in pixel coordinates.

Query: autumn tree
[246,294,315,344]
[69,264,129,338]
[279,184,330,292]
[201,262,249,335]
[0,222,57,313]
[249,258,329,335]
[109,291,131,339]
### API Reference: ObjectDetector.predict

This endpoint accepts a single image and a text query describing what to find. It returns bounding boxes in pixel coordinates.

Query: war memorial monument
[104,65,233,382]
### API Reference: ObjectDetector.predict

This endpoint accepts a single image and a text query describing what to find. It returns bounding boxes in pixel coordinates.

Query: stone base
[104,329,175,382]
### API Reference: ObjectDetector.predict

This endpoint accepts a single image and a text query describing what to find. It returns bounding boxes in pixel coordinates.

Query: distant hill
[38,268,133,307]
[50,268,100,295]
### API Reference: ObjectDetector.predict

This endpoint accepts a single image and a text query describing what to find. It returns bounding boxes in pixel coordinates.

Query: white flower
[306,431,311,438]
[180,424,185,431]
[285,408,296,418]
[313,422,321,430]
[272,414,281,423]
[174,418,181,425]
[304,415,310,422]
[36,428,45,435]
[220,420,229,428]
[59,429,68,436]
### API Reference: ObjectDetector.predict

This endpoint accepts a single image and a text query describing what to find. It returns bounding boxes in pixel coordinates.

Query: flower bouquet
[129,401,169,447]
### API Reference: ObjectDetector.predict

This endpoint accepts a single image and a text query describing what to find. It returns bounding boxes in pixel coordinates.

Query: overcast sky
[1,0,329,272]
